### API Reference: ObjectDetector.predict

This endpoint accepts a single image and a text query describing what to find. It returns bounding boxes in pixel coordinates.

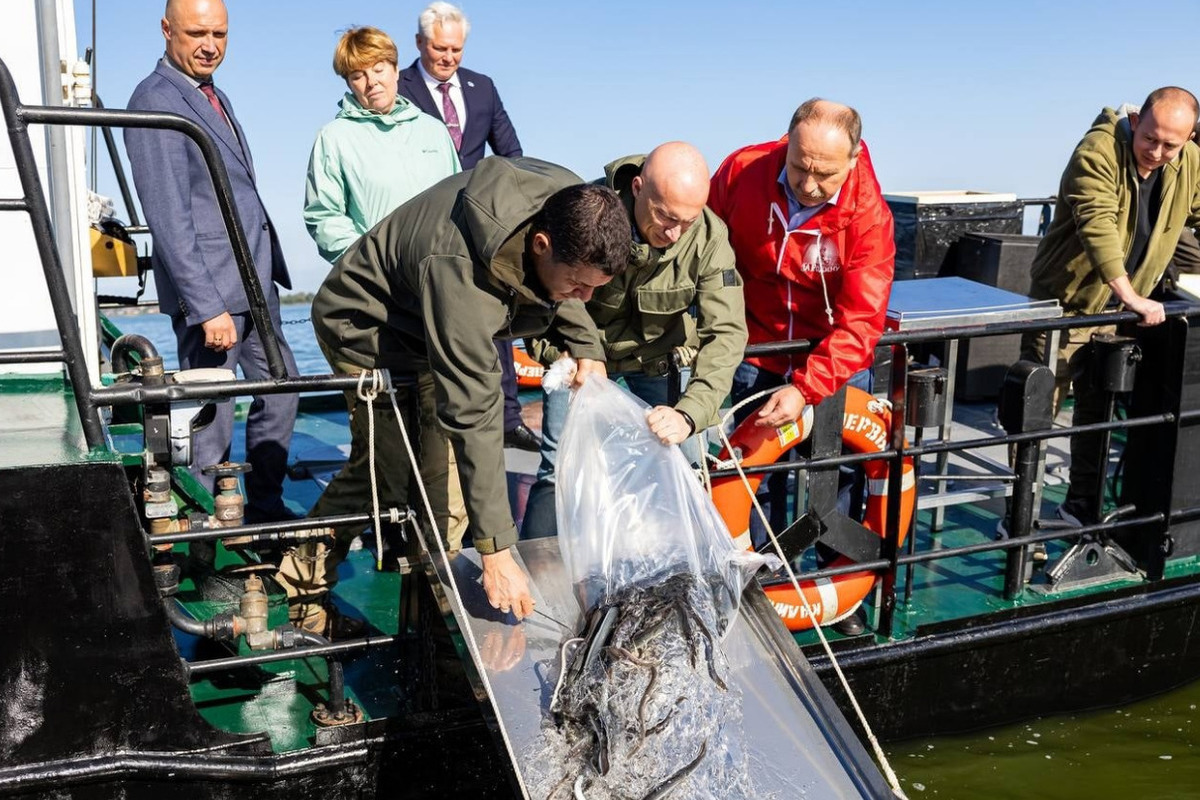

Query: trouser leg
[276,376,417,625]
[521,384,569,539]
[238,310,300,520]
[1021,323,1110,517]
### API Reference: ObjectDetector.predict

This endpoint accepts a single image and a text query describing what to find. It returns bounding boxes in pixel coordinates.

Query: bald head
[631,142,710,249]
[1130,87,1198,177]
[162,0,228,80]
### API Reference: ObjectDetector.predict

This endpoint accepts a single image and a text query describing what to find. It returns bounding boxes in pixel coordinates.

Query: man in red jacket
[710,98,895,633]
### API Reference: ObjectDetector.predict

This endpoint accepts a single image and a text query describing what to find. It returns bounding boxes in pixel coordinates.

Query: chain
[282,316,311,325]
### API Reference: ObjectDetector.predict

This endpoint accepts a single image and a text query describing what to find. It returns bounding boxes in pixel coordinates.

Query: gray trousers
[172,306,299,522]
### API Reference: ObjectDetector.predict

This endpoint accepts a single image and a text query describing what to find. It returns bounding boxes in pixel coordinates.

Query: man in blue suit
[398,2,538,452]
[125,0,299,524]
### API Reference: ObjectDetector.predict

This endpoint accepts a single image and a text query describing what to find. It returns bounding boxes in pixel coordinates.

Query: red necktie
[199,82,231,129]
[437,82,463,151]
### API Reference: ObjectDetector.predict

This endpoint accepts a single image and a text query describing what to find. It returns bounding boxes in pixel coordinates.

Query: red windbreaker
[709,136,895,405]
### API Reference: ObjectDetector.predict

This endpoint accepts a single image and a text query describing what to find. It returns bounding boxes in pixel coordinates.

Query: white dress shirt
[417,61,467,130]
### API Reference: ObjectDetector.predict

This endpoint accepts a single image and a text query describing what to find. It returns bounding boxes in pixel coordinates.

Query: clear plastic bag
[555,374,776,631]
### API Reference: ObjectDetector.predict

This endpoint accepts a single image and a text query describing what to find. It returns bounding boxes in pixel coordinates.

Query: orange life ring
[711,385,916,632]
[513,346,544,389]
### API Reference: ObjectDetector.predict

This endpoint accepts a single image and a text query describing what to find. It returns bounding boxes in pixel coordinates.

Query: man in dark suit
[125,0,299,524]
[398,2,537,452]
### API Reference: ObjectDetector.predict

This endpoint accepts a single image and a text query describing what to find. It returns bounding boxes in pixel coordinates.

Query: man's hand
[1127,295,1166,326]
[480,548,535,620]
[646,405,692,445]
[1108,274,1165,326]
[754,385,806,428]
[571,358,607,389]
[202,312,237,352]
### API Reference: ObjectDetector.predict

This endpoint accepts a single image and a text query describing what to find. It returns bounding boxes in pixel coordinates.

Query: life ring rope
[710,391,909,799]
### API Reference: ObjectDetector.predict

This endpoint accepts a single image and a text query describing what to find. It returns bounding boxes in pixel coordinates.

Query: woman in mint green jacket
[304,26,460,265]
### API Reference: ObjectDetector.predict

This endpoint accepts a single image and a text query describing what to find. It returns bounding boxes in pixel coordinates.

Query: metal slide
[425,537,893,799]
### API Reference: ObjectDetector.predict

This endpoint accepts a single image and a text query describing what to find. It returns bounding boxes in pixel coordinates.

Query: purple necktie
[437,82,463,151]
[198,82,231,129]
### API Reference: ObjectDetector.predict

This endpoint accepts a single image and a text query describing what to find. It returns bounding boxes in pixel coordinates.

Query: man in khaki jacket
[1028,86,1200,526]
[522,142,747,537]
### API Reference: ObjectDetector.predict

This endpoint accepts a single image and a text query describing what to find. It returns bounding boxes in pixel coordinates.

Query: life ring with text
[513,346,544,389]
[711,385,916,632]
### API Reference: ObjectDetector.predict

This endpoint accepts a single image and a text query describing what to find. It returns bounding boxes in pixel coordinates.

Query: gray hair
[788,98,862,153]
[418,2,470,39]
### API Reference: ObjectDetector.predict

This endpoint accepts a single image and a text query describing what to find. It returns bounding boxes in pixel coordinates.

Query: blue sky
[78,0,1200,295]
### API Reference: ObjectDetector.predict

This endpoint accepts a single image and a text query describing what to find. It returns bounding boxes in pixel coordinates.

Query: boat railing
[710,301,1200,638]
[0,56,361,448]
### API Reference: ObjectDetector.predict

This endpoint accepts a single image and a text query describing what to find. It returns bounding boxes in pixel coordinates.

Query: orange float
[711,385,916,632]
[513,346,544,389]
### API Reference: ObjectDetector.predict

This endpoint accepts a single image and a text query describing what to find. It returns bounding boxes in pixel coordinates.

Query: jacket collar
[764,135,871,234]
[152,59,252,175]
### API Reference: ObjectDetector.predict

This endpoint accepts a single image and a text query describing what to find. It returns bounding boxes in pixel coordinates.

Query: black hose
[110,333,159,373]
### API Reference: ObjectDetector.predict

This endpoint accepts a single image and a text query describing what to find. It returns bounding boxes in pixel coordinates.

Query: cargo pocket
[636,285,694,341]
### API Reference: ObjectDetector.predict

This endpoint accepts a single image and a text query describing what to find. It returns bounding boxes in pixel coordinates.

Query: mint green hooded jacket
[304,93,460,264]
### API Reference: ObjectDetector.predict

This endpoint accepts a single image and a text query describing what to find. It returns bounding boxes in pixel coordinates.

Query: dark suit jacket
[124,60,290,325]
[397,61,522,170]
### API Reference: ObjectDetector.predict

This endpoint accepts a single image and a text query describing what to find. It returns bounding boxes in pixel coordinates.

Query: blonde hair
[332,26,398,79]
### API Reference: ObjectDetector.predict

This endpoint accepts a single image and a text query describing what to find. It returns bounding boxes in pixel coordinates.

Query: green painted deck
[0,374,97,469]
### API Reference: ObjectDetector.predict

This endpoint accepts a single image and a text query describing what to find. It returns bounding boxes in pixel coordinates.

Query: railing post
[878,343,909,638]
[0,59,104,448]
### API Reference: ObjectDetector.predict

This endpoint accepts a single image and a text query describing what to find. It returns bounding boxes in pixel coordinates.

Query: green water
[886,679,1200,799]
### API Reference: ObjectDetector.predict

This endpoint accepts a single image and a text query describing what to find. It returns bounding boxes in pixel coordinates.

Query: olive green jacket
[1031,107,1200,315]
[313,157,604,553]
[532,154,747,429]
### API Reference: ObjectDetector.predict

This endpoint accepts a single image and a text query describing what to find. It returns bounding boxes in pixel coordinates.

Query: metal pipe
[16,100,286,380]
[0,743,373,790]
[0,59,104,448]
[185,634,399,676]
[741,305,1199,361]
[759,508,1170,587]
[93,372,411,407]
[1004,434,1041,600]
[903,426,923,605]
[109,333,159,373]
[92,93,140,227]
[150,511,379,545]
[878,343,908,638]
[0,349,64,365]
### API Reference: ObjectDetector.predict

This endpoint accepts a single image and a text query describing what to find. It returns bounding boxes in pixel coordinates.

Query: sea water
[109,303,327,374]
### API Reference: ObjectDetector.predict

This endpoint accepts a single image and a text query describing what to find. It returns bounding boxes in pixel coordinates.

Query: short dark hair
[531,184,629,276]
[1139,86,1200,126]
[788,98,863,153]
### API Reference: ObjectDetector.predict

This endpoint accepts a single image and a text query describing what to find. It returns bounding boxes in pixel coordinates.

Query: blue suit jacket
[124,61,290,325]
[397,62,522,170]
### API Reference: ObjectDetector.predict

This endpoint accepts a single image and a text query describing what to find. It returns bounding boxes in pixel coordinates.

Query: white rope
[712,409,909,800]
[376,374,528,792]
[356,369,389,571]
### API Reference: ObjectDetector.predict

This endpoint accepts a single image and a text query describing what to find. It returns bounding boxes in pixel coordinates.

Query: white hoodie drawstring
[769,204,837,330]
